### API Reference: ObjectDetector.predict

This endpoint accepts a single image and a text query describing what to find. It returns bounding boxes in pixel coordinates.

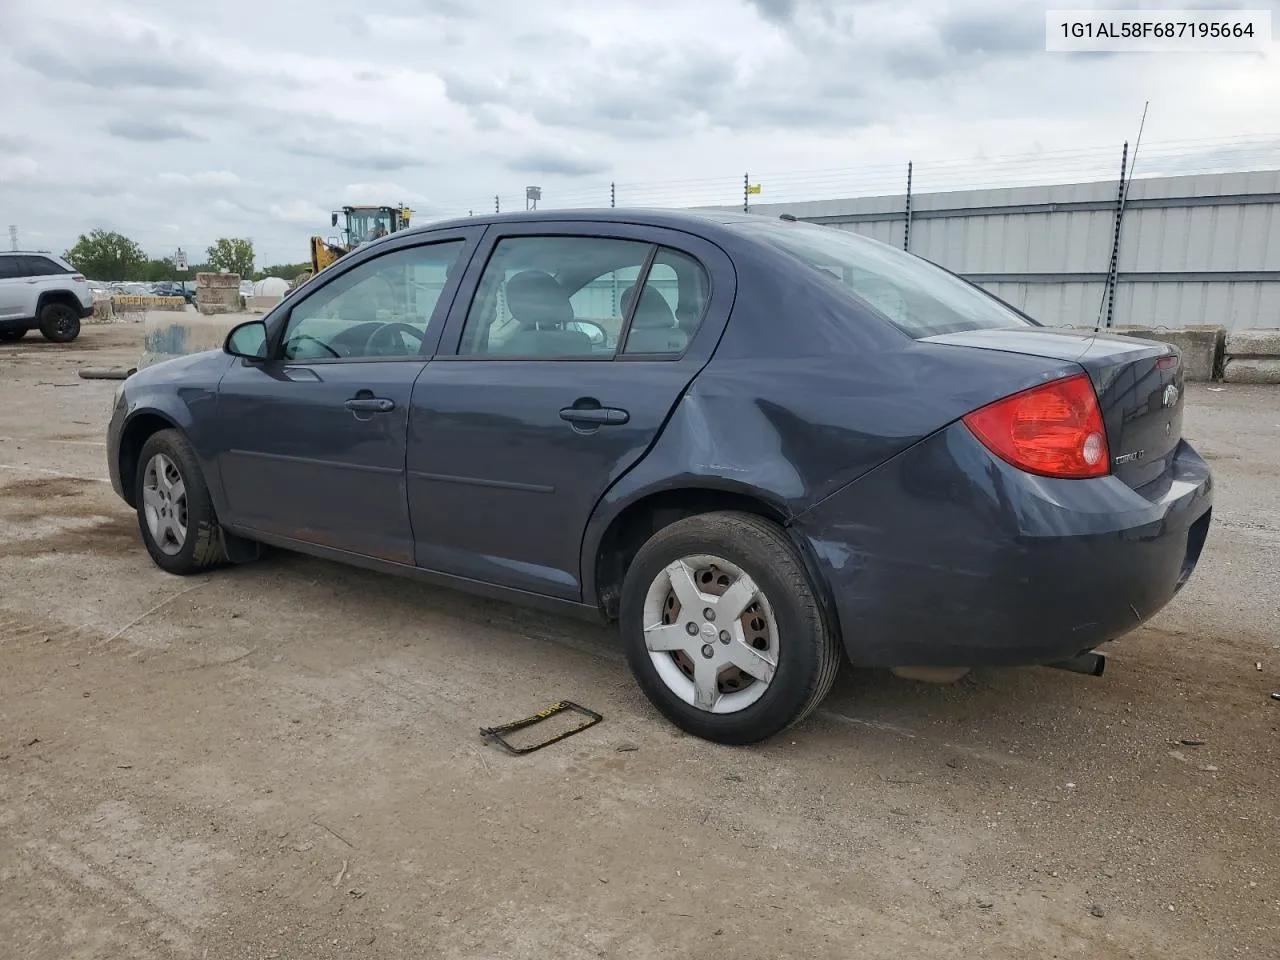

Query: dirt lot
[1,324,1276,959]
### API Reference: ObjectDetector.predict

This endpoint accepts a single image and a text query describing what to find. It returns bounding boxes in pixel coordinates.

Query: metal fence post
[1101,142,1129,329]
[904,162,913,252]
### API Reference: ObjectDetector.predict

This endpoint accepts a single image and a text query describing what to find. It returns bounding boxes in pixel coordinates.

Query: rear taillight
[962,373,1109,479]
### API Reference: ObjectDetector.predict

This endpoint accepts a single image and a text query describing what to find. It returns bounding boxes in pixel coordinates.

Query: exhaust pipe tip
[1046,652,1107,677]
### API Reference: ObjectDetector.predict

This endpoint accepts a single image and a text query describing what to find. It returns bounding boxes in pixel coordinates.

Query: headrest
[620,285,677,329]
[506,270,572,329]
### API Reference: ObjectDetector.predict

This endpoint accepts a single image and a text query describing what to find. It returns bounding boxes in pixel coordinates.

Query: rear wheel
[134,429,228,574]
[619,511,840,745]
[0,328,26,342]
[39,303,80,343]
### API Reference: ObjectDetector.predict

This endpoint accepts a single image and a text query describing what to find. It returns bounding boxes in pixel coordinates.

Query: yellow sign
[747,183,762,195]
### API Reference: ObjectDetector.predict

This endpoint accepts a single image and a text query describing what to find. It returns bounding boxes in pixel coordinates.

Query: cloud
[0,0,1276,266]
[341,183,429,204]
[268,200,331,224]
[104,118,204,142]
[158,170,242,188]
[505,150,611,177]
[14,27,218,90]
[0,156,39,183]
[282,136,426,171]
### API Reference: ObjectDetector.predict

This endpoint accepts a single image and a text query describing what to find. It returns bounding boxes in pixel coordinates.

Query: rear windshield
[744,221,1035,338]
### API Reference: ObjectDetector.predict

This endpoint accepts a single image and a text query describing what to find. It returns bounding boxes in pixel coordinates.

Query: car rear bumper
[793,422,1213,668]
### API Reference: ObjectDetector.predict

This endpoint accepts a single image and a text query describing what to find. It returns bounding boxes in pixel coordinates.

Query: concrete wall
[141,310,248,369]
[702,169,1280,331]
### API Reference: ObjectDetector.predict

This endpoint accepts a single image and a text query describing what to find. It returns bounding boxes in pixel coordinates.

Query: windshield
[745,221,1035,338]
[347,209,394,245]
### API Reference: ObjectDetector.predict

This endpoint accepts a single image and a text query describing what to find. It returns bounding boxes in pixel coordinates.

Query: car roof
[400,206,783,240]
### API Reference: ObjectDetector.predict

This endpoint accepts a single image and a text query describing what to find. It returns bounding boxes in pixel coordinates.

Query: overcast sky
[1,0,1278,267]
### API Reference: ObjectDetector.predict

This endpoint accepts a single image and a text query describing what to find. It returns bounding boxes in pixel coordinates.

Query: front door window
[281,240,465,361]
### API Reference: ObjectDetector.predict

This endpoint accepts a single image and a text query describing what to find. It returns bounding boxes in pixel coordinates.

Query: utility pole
[743,173,749,213]
[8,225,17,251]
[610,183,616,208]
[494,196,500,214]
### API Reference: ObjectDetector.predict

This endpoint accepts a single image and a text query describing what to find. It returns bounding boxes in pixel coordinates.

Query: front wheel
[134,429,228,574]
[619,511,840,745]
[39,303,80,343]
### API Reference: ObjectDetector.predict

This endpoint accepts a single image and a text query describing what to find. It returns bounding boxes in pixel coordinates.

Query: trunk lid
[921,327,1185,491]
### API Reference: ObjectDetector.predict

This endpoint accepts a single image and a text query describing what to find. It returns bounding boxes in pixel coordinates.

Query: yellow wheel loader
[295,204,413,289]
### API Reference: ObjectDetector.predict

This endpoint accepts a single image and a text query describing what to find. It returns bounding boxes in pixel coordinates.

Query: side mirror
[331,213,339,227]
[225,320,269,361]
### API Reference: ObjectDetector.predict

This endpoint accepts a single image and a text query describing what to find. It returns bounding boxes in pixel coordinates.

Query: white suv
[0,251,94,343]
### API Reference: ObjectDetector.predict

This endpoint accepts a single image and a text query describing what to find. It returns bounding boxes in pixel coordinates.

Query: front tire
[39,303,80,343]
[134,429,228,574]
[619,511,840,745]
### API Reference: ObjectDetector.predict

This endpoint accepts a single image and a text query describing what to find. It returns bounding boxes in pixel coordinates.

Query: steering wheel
[286,333,342,359]
[364,322,426,356]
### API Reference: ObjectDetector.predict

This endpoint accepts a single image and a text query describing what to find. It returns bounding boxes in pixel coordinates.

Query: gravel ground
[1,325,1276,960]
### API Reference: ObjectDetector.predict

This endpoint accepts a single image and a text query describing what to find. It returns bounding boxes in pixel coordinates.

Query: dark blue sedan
[107,209,1213,744]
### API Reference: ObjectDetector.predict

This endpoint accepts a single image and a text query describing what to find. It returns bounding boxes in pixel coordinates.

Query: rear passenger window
[0,258,23,280]
[620,247,710,357]
[458,236,653,358]
[24,257,70,276]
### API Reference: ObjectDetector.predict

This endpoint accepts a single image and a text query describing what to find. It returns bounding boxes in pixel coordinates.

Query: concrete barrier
[1223,329,1280,384]
[112,295,187,312]
[196,272,241,315]
[87,296,115,323]
[1111,326,1225,381]
[245,295,283,314]
[140,310,252,369]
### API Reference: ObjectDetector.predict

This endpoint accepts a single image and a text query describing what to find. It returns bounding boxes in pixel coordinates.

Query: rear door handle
[345,397,395,413]
[560,406,629,425]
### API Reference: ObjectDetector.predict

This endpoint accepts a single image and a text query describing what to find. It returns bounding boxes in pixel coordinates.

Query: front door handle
[560,406,629,425]
[345,397,395,413]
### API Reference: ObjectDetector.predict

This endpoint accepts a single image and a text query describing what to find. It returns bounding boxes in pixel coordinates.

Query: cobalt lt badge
[1163,384,1179,408]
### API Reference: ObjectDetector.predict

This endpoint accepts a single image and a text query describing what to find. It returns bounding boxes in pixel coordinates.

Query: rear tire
[39,303,80,343]
[134,429,228,575]
[618,511,840,745]
[0,328,26,342]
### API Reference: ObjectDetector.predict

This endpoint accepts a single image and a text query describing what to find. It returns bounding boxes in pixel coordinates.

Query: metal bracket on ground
[479,700,603,756]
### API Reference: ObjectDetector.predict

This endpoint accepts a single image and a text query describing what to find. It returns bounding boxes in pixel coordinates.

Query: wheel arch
[36,289,83,313]
[586,479,838,636]
[117,410,183,508]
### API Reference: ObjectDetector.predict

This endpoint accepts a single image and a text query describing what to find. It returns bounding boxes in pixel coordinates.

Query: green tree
[206,238,255,278]
[141,258,182,282]
[63,229,147,281]
[256,262,311,281]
